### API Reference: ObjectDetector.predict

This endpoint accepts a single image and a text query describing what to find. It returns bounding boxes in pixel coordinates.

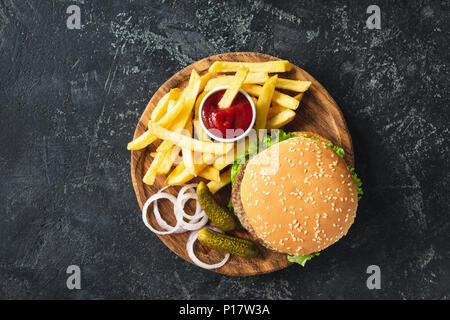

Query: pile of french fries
[128,60,311,194]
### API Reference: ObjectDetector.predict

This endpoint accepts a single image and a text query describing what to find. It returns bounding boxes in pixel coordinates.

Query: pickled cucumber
[197,228,258,259]
[196,181,239,231]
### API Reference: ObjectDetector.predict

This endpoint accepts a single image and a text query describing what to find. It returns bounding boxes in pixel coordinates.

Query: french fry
[198,166,220,182]
[267,105,288,119]
[199,72,213,92]
[294,92,304,101]
[250,72,269,83]
[209,60,291,73]
[266,109,296,129]
[143,151,166,185]
[195,152,216,167]
[182,120,195,175]
[240,72,268,84]
[212,161,230,171]
[212,151,234,170]
[157,70,201,128]
[192,76,211,122]
[218,67,249,109]
[166,152,218,185]
[168,110,194,134]
[156,145,181,175]
[148,123,232,155]
[270,92,304,117]
[255,75,277,130]
[194,91,209,120]
[166,162,189,185]
[207,169,231,194]
[166,99,177,112]
[204,73,268,91]
[203,80,218,93]
[193,119,211,142]
[151,88,181,123]
[165,162,203,185]
[127,130,154,151]
[156,139,174,152]
[204,75,309,93]
[275,78,311,92]
[182,150,196,174]
[242,84,300,110]
[154,112,197,174]
[156,147,173,175]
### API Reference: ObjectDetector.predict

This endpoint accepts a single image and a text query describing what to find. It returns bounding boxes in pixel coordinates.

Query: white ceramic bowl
[198,86,256,143]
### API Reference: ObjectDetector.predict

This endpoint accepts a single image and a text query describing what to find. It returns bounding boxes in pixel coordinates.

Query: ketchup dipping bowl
[199,86,256,143]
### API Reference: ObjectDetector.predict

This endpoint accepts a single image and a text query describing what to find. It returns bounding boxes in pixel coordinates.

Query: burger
[230,131,363,266]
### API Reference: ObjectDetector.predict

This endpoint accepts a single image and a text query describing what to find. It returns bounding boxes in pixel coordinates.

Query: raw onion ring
[180,213,208,231]
[178,192,204,221]
[177,184,202,218]
[142,184,208,234]
[142,191,184,235]
[153,196,188,234]
[175,184,208,229]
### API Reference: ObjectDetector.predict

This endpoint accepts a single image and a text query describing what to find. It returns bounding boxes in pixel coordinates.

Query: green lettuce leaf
[287,253,320,267]
[349,167,364,200]
[326,142,345,158]
[324,142,363,200]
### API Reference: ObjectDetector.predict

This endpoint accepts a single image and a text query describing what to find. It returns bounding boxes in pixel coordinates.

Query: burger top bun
[239,133,358,256]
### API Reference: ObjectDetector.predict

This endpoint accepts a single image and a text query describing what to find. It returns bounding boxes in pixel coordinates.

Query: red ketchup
[201,89,253,140]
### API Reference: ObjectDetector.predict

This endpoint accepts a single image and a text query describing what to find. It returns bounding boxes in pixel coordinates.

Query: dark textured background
[0,0,449,300]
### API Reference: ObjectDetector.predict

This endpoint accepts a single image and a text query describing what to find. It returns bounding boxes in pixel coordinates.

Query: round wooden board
[131,52,354,276]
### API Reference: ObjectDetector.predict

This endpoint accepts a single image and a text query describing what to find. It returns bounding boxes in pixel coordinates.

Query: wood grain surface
[130,52,354,276]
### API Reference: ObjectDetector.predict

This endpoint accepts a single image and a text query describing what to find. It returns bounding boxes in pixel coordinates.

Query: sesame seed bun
[232,132,358,256]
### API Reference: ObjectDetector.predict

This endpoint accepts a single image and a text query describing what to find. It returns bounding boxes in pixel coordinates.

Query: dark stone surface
[0,0,449,300]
